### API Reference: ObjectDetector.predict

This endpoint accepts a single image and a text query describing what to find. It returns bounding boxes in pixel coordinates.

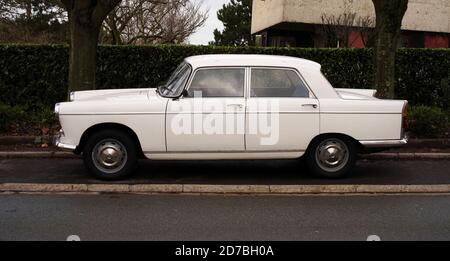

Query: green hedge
[409,106,449,138]
[396,49,450,109]
[0,45,68,113]
[1,45,449,109]
[0,45,449,134]
[0,103,24,132]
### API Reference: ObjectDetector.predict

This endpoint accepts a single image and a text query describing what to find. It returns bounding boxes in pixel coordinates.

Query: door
[166,67,246,152]
[246,67,320,152]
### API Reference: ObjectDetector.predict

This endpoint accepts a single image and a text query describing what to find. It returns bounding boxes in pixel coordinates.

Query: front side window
[187,68,245,98]
[159,62,192,98]
[251,68,310,98]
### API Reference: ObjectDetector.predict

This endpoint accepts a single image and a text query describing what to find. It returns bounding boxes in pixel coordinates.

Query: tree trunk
[68,18,100,91]
[61,0,121,92]
[372,0,408,99]
[373,27,398,99]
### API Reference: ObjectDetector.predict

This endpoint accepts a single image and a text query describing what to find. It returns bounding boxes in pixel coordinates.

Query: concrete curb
[362,152,450,160]
[1,183,450,195]
[1,151,450,160]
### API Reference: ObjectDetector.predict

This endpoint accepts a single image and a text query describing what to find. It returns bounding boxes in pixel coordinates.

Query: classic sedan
[55,55,408,180]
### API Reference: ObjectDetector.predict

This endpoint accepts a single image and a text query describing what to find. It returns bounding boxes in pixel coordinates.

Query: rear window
[251,68,310,98]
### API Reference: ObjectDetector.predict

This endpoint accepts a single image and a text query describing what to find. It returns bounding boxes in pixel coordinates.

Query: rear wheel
[83,129,138,181]
[305,136,357,178]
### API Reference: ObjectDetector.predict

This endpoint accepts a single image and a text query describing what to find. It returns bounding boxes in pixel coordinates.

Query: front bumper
[54,133,77,151]
[359,136,409,148]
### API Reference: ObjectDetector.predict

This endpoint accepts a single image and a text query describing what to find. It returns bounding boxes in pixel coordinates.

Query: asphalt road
[1,194,449,241]
[0,158,449,185]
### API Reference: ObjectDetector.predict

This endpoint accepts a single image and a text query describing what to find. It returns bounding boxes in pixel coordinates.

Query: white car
[55,55,408,180]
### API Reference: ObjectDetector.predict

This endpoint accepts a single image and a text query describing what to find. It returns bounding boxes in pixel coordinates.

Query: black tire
[83,129,138,181]
[305,136,357,179]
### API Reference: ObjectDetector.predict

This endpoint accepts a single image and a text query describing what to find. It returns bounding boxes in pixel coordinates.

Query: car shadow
[122,158,395,185]
[0,157,405,185]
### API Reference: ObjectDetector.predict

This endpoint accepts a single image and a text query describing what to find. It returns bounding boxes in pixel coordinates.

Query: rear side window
[251,68,310,98]
[187,68,245,97]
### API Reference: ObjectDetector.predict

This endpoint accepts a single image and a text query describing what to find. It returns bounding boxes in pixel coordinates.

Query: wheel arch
[74,122,145,158]
[306,133,363,153]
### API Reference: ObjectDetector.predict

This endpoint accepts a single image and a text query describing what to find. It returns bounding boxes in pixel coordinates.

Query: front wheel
[83,129,138,181]
[305,136,357,179]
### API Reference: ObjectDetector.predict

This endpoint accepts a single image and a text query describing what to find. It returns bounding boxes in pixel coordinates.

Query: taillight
[402,102,409,131]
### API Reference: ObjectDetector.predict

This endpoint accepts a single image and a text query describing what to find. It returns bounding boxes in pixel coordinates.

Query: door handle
[227,104,244,109]
[302,104,318,109]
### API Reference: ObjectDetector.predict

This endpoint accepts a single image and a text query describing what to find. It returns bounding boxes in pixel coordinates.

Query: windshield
[158,62,192,98]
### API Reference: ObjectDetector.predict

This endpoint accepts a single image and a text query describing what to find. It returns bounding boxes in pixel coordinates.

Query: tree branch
[93,0,122,27]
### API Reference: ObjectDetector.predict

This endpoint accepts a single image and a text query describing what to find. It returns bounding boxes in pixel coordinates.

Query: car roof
[184,54,321,71]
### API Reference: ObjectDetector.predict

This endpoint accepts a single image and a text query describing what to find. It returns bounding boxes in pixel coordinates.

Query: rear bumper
[359,136,408,148]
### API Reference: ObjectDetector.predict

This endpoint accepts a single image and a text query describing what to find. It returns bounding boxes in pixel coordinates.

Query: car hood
[71,88,158,102]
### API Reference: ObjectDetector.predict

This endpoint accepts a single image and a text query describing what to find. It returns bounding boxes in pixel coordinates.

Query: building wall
[347,31,450,49]
[252,0,450,35]
[251,0,286,34]
[424,33,450,48]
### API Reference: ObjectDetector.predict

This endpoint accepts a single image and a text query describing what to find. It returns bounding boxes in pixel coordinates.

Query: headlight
[54,103,60,115]
[69,92,75,101]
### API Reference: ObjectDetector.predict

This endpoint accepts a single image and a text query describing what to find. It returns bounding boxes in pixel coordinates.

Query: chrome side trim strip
[60,112,166,116]
[360,138,408,148]
[143,150,305,154]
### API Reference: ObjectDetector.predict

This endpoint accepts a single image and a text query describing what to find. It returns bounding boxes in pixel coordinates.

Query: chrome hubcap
[315,139,349,172]
[92,139,127,174]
